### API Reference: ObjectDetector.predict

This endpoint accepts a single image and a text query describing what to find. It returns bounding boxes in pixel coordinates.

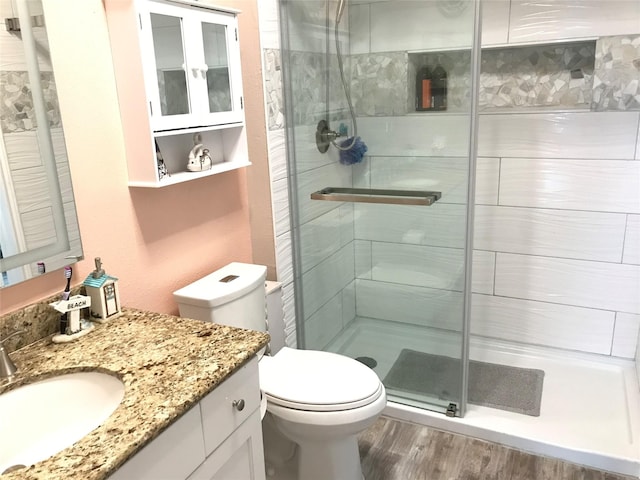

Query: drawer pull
[232,399,245,411]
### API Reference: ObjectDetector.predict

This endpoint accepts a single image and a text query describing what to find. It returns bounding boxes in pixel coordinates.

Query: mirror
[0,0,83,287]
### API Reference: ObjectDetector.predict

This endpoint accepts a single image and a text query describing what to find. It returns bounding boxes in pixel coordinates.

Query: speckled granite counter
[0,308,269,480]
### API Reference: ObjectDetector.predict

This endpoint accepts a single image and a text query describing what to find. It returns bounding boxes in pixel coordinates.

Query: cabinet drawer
[200,356,261,456]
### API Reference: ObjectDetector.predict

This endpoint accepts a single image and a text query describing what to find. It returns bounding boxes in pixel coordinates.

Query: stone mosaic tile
[282,36,636,116]
[407,42,596,113]
[264,48,285,130]
[286,50,347,126]
[0,71,61,133]
[480,43,595,110]
[592,35,640,111]
[350,52,408,116]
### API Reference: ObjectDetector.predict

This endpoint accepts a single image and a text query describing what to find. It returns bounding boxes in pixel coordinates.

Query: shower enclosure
[276,0,640,475]
[280,0,481,417]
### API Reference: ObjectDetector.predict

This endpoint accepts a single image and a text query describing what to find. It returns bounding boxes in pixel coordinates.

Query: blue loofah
[338,137,368,165]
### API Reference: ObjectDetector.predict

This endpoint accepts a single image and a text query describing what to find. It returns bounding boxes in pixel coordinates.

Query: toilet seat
[260,347,383,412]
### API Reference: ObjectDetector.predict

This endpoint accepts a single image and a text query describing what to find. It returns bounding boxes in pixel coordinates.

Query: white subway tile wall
[474,206,628,262]
[355,278,463,330]
[636,329,640,385]
[304,290,345,351]
[301,244,354,322]
[354,203,467,249]
[0,2,52,73]
[478,112,639,159]
[624,215,640,265]
[508,0,640,44]
[612,312,640,358]
[636,119,640,159]
[256,0,280,50]
[367,1,475,52]
[271,175,290,242]
[275,230,293,287]
[498,158,640,213]
[494,253,640,314]
[349,0,639,52]
[470,294,616,354]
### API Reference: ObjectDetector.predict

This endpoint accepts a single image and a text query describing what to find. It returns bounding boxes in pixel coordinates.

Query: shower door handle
[310,187,441,206]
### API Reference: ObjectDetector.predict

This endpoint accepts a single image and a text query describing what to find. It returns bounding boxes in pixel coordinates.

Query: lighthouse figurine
[83,257,121,321]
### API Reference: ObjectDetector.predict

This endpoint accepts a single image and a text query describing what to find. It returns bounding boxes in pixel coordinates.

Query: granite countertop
[0,308,269,480]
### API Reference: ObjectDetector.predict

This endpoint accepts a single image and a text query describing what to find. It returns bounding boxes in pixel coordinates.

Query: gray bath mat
[383,349,544,416]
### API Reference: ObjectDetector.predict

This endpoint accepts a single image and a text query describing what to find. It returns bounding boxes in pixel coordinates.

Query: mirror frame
[0,0,83,286]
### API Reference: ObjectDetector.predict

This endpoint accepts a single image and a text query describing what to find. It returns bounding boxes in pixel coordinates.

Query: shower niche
[414,63,449,112]
[408,40,596,114]
[409,51,463,113]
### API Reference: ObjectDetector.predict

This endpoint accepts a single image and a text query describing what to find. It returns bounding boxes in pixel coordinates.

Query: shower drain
[355,356,377,369]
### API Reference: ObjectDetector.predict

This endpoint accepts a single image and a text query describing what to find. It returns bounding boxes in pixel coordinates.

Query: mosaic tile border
[592,35,640,111]
[0,71,61,133]
[273,36,639,122]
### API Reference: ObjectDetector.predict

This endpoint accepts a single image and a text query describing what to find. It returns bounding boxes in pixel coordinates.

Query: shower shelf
[310,187,441,206]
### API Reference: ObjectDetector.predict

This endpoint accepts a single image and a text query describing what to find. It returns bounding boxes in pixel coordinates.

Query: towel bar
[310,187,441,206]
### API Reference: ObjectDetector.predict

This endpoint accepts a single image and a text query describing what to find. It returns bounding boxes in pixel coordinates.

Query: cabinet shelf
[153,121,244,137]
[129,159,251,188]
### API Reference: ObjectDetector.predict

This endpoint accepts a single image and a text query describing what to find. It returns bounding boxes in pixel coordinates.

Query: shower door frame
[279,0,483,419]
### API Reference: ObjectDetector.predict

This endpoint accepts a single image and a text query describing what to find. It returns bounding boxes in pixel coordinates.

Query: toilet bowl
[173,263,386,480]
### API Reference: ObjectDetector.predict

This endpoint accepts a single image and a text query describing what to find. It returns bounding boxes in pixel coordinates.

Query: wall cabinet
[109,356,265,480]
[141,1,243,131]
[105,0,249,187]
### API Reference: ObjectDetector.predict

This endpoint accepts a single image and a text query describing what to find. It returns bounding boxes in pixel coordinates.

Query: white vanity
[0,308,269,480]
[110,357,265,480]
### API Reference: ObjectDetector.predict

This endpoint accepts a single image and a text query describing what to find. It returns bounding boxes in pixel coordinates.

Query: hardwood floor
[358,417,638,480]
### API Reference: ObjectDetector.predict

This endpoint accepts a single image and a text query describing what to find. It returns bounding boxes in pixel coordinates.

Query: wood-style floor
[358,417,638,480]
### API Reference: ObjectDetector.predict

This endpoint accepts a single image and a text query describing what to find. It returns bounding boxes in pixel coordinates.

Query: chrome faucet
[0,330,24,379]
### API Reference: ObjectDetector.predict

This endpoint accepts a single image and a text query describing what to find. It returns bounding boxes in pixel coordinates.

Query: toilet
[173,263,386,480]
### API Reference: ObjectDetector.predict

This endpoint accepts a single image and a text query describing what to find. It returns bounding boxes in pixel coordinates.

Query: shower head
[336,0,347,24]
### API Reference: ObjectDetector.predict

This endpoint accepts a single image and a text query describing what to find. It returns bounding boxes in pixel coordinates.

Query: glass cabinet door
[195,10,244,126]
[201,22,232,113]
[142,1,243,132]
[150,12,191,118]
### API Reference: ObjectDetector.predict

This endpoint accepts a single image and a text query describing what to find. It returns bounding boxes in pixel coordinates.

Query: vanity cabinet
[105,0,250,188]
[109,357,266,480]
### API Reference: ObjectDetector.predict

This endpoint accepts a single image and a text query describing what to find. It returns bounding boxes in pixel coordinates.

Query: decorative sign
[50,295,91,314]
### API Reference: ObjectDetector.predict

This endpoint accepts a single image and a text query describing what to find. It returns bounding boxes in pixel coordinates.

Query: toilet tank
[173,263,267,333]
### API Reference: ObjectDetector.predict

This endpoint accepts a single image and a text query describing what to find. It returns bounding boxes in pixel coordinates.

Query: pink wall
[0,0,270,315]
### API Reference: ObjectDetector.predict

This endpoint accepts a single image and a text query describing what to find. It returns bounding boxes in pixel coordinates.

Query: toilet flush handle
[232,399,245,411]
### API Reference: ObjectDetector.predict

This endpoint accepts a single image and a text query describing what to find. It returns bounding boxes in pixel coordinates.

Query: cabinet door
[141,1,243,132]
[109,407,206,480]
[188,409,266,480]
[196,11,244,126]
[142,1,194,131]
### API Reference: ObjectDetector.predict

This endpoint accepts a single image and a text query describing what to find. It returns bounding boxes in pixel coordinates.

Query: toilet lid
[260,348,383,412]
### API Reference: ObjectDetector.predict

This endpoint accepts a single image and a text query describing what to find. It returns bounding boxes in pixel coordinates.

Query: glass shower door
[280,0,479,416]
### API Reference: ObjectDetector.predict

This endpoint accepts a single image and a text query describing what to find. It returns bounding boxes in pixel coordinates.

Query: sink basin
[0,372,125,475]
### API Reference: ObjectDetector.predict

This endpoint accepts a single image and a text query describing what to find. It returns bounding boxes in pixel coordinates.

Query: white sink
[0,371,125,475]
